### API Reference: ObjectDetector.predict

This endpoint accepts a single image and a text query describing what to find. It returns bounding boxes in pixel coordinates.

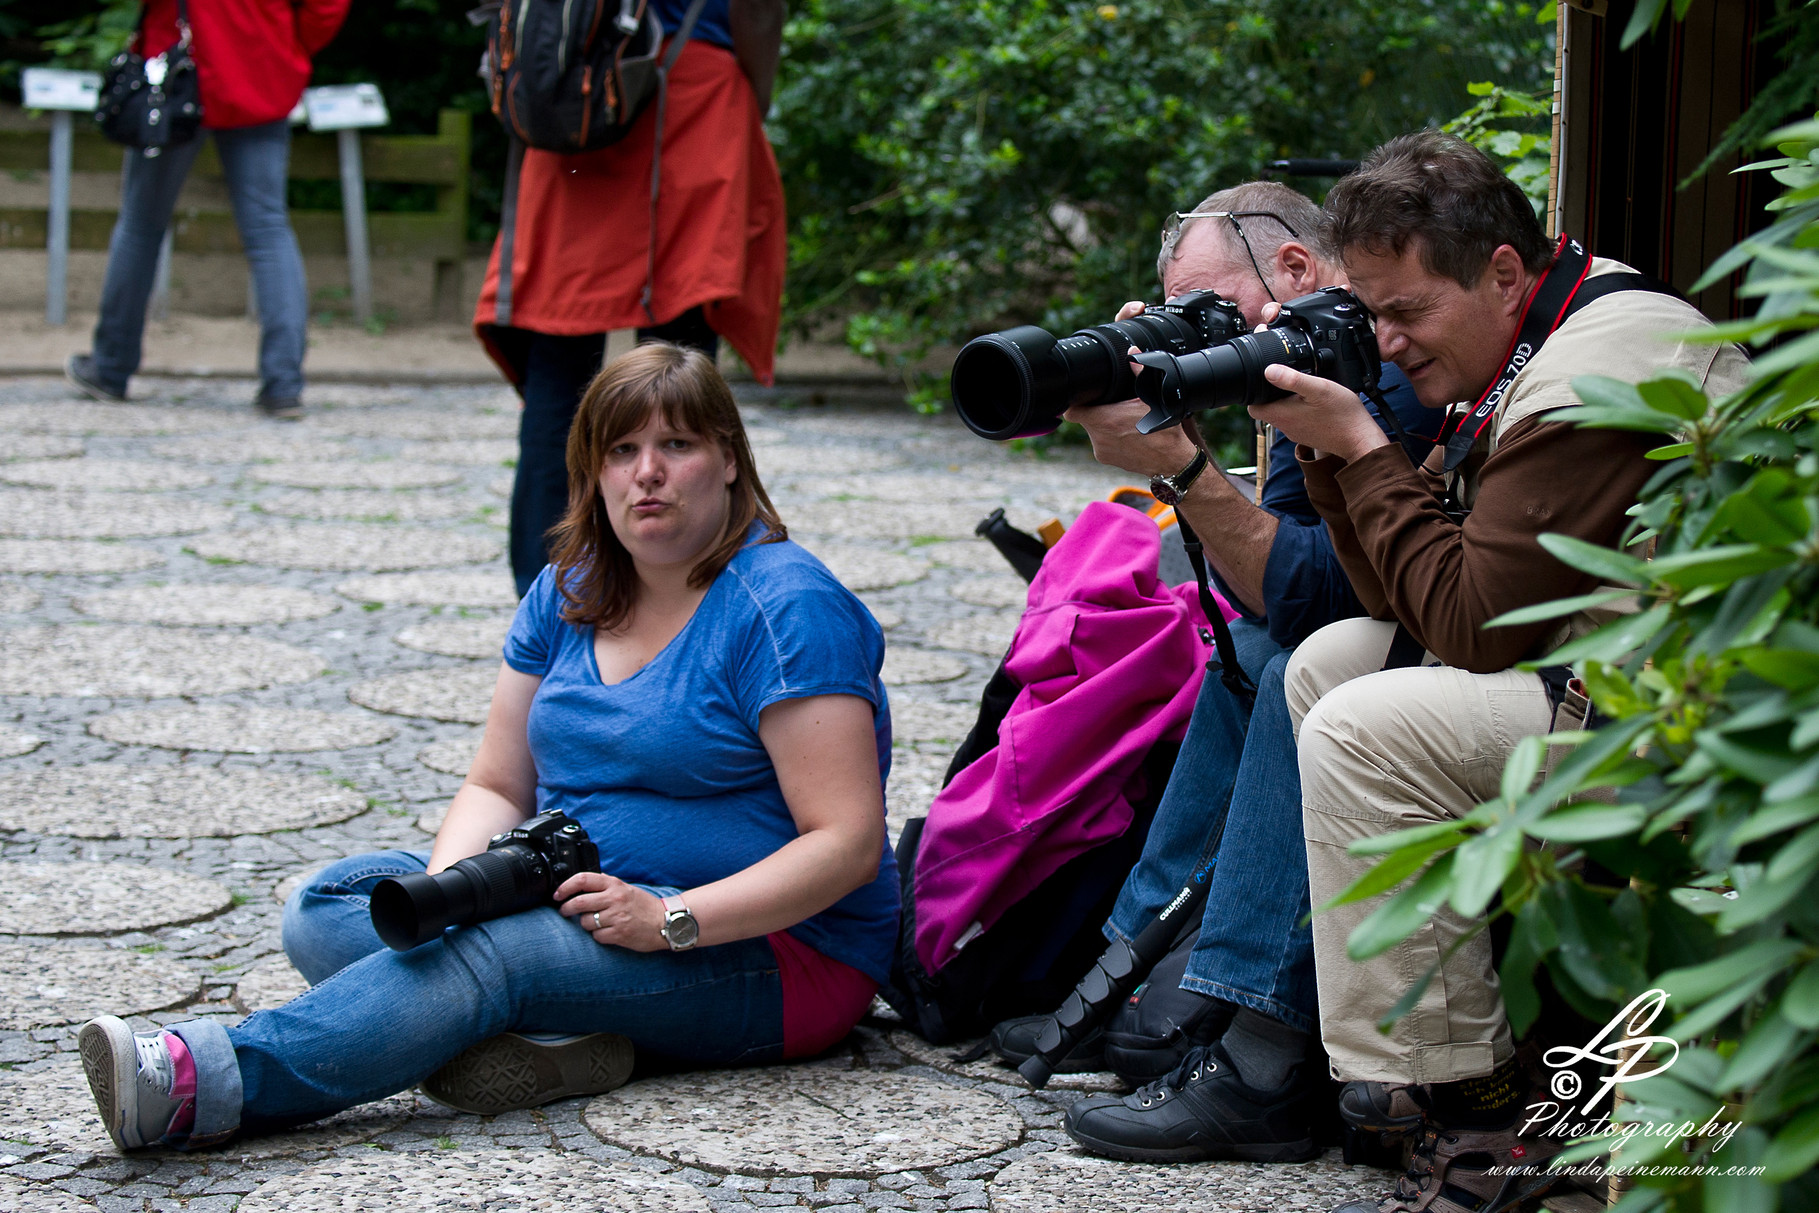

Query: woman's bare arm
[555,692,885,949]
[426,664,543,874]
[729,0,785,113]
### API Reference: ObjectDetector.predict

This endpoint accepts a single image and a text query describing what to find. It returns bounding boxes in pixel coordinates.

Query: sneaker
[1101,930,1232,1082]
[66,354,127,404]
[1329,1121,1563,1213]
[988,1015,1107,1073]
[254,395,304,421]
[1064,1040,1319,1164]
[78,1016,191,1151]
[419,1031,634,1115]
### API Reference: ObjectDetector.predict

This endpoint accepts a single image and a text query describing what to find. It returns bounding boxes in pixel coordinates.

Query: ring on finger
[591,910,603,931]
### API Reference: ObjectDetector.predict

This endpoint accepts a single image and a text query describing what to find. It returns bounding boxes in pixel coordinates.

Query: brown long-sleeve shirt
[1299,259,1752,674]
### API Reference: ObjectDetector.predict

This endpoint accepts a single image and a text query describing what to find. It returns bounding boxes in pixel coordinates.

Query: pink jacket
[912,502,1236,974]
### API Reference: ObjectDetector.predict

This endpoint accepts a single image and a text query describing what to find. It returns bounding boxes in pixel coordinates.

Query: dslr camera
[1131,286,1382,423]
[948,290,1246,440]
[369,810,600,951]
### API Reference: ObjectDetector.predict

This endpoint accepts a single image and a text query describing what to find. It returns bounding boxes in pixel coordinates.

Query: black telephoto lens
[369,842,554,951]
[949,291,1243,440]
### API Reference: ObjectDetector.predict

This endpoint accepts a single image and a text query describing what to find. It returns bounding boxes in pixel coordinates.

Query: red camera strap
[1440,234,1593,473]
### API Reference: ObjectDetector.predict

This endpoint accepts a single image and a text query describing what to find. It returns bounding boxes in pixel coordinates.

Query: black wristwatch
[1149,447,1209,507]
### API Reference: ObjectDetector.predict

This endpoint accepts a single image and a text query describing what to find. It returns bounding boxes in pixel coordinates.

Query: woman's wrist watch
[1149,446,1209,507]
[659,895,699,951]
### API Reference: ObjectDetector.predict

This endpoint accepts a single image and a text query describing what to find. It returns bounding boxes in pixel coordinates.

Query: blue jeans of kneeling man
[165,849,785,1146]
[1105,618,1318,1033]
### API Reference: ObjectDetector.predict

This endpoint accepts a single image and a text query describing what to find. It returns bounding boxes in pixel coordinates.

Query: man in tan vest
[1247,132,1747,1213]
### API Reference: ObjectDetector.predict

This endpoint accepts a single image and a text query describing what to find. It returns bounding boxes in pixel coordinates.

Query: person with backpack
[472,0,788,598]
[65,0,349,418]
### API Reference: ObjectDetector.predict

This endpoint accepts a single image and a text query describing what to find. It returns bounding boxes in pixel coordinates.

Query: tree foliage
[1331,120,1819,1209]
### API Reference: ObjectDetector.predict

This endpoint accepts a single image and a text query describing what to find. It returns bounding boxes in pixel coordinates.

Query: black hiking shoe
[1064,1040,1319,1164]
[988,1015,1106,1073]
[1102,929,1232,1082]
[66,354,127,403]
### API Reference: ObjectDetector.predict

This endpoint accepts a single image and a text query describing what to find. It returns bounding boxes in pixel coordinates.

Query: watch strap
[1151,446,1209,505]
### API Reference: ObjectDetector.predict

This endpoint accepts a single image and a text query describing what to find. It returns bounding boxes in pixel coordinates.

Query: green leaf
[1483,589,1639,629]
[1766,821,1819,883]
[1545,881,1645,1002]
[1346,853,1456,961]
[1323,834,1456,910]
[1783,961,1819,1031]
[1657,939,1804,1004]
[1500,735,1547,804]
[1763,1104,1819,1183]
[1620,0,1668,49]
[1695,730,1803,785]
[1648,543,1798,590]
[1345,819,1473,858]
[1450,825,1524,919]
[1500,896,1558,1037]
[1528,803,1647,842]
[1731,793,1819,845]
[1538,603,1674,666]
[1535,533,1650,585]
[1718,1000,1812,1091]
[1636,371,1712,421]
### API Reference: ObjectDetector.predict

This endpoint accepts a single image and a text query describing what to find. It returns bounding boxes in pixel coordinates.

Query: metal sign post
[23,68,101,326]
[304,84,389,325]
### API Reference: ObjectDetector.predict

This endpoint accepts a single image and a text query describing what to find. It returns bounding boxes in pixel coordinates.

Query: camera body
[949,289,1246,441]
[369,810,601,952]
[1131,286,1381,425]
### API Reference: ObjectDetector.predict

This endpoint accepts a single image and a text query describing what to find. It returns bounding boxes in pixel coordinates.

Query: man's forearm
[1173,469,1276,617]
[729,0,785,113]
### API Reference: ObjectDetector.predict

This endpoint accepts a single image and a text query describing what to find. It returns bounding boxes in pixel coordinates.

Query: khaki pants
[1284,618,1552,1084]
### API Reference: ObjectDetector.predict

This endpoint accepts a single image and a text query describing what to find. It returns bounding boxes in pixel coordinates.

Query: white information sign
[304,84,389,132]
[22,68,101,113]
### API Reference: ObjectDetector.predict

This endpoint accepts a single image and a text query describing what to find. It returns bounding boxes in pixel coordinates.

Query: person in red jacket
[67,0,350,418]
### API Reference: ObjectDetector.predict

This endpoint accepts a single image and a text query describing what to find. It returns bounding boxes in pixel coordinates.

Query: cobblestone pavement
[0,376,1387,1211]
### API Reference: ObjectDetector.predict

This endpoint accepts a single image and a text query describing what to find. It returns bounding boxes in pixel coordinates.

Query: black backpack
[475,0,709,326]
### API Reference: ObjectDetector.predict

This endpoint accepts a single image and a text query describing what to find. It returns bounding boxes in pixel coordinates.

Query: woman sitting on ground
[80,343,899,1150]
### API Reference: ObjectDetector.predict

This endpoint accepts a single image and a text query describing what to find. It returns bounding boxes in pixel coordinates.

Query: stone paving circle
[88,705,397,753]
[0,538,164,574]
[0,723,44,757]
[863,602,904,630]
[890,700,978,745]
[0,766,369,837]
[395,616,512,660]
[336,570,518,607]
[0,583,41,614]
[0,625,323,697]
[754,445,903,477]
[239,1147,716,1213]
[0,433,84,462]
[189,524,501,571]
[949,575,1030,610]
[787,500,998,542]
[0,458,212,492]
[0,401,248,436]
[148,432,358,463]
[796,543,929,592]
[487,473,515,497]
[257,487,477,522]
[885,747,952,836]
[785,472,1005,503]
[881,648,969,685]
[235,954,311,1013]
[349,667,498,723]
[309,409,518,440]
[416,801,449,834]
[247,460,464,490]
[919,540,1011,574]
[928,614,1020,658]
[883,1031,1124,1095]
[71,583,340,626]
[585,1067,1023,1176]
[987,1146,1382,1212]
[0,489,234,539]
[418,731,484,776]
[0,1172,98,1212]
[397,438,520,465]
[0,939,200,1029]
[0,861,233,935]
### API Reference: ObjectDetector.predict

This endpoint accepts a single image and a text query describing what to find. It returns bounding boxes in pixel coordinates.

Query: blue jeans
[510,312,720,595]
[1106,620,1318,1033]
[90,120,307,400]
[167,849,784,1146]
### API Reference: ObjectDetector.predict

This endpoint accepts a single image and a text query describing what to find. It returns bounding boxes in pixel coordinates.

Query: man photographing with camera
[1254,132,1747,1213]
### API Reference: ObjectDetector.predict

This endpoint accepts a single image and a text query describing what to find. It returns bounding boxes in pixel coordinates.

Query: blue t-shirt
[649,0,733,49]
[503,532,899,983]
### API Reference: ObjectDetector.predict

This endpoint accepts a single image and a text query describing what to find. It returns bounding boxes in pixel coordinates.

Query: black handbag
[95,0,203,157]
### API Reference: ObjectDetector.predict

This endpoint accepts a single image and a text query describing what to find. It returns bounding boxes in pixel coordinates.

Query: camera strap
[1440,234,1592,474]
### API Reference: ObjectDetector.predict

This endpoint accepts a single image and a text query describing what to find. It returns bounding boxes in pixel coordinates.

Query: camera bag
[95,0,203,157]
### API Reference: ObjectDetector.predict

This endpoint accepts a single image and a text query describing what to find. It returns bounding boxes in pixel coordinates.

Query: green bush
[1329,123,1819,1209]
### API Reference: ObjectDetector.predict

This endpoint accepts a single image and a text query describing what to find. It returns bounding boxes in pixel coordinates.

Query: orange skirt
[474,41,786,385]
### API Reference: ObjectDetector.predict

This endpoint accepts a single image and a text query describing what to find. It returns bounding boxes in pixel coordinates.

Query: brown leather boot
[1329,1121,1562,1213]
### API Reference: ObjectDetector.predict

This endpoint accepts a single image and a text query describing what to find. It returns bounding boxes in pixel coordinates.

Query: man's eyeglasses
[1160,210,1300,303]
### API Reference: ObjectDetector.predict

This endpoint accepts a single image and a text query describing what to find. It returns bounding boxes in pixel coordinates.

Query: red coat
[474,41,786,385]
[140,0,349,130]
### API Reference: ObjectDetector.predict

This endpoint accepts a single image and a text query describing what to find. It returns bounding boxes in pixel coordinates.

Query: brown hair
[1320,130,1553,288]
[546,342,785,631]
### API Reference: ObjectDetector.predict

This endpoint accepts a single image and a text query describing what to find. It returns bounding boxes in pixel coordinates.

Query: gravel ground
[0,374,1389,1212]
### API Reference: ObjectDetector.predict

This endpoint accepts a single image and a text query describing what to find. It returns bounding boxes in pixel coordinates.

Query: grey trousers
[1285,618,1552,1084]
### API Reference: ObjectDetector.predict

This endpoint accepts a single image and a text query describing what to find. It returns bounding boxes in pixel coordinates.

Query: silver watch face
[663,909,699,949]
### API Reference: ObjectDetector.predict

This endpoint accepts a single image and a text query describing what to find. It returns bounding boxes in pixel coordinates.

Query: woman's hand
[554,872,667,951]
